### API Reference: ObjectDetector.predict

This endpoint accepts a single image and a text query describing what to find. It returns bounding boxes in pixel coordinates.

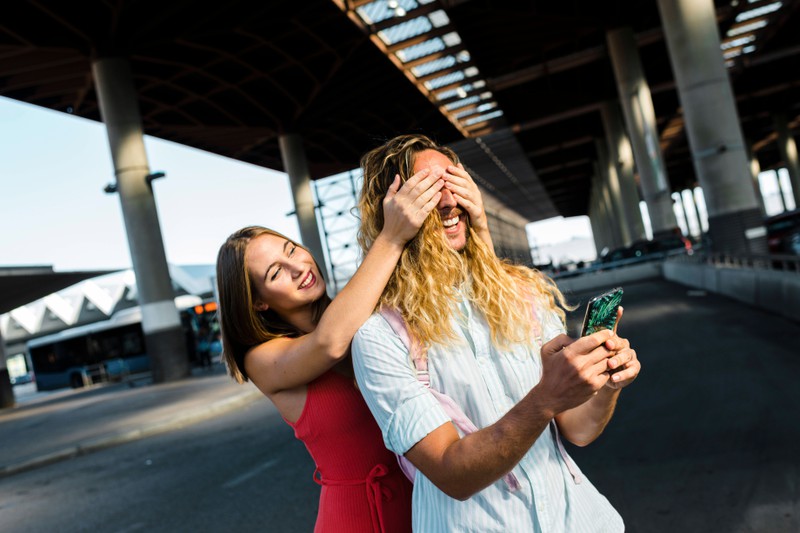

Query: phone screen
[581,287,624,336]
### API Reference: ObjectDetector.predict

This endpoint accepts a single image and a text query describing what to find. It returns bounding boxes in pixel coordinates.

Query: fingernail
[612,373,621,381]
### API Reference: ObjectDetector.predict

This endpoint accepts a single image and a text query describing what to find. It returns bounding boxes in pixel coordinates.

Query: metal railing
[670,252,800,273]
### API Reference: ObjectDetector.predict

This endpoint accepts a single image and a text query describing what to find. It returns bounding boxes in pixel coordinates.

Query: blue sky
[1,96,299,271]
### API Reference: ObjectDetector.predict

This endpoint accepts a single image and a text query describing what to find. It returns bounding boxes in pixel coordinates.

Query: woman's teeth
[299,272,314,289]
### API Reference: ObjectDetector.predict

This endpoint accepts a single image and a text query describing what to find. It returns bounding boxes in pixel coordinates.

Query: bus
[27,298,217,391]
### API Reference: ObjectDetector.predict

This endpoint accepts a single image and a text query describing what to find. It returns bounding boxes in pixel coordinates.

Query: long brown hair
[216,226,331,383]
[358,134,571,352]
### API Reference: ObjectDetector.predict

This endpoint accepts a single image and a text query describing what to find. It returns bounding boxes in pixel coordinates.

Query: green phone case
[581,287,623,336]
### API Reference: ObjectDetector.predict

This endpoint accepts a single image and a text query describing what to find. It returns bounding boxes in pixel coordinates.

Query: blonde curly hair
[358,134,571,352]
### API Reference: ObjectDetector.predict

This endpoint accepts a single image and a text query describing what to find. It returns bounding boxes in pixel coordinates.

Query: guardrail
[671,252,800,273]
[549,248,691,280]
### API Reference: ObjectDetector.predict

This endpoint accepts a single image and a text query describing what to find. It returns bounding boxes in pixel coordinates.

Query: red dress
[284,369,413,533]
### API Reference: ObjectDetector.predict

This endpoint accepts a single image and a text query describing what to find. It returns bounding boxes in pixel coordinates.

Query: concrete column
[0,331,12,408]
[658,0,766,254]
[601,102,646,242]
[593,161,624,251]
[607,27,677,237]
[590,173,613,253]
[278,134,328,279]
[746,142,768,216]
[673,193,691,236]
[600,183,622,252]
[588,188,606,256]
[92,57,189,383]
[685,189,704,237]
[774,114,800,208]
[596,140,632,246]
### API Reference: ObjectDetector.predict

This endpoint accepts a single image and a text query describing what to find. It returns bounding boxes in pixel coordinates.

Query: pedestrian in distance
[215,159,494,533]
[352,134,642,532]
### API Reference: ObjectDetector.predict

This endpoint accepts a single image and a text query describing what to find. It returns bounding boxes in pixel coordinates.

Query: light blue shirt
[352,296,624,532]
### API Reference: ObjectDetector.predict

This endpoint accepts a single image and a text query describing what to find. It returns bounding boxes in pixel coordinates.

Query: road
[0,399,318,533]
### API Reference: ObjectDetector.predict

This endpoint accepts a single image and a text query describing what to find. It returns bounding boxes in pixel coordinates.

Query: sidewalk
[0,364,262,478]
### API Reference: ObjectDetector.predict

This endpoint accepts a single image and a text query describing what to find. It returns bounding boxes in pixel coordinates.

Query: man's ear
[254,300,269,312]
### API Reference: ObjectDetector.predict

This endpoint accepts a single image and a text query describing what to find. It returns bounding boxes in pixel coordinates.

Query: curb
[0,388,262,479]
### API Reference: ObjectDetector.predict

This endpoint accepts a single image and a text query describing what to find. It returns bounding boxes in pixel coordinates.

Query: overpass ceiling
[1,0,798,221]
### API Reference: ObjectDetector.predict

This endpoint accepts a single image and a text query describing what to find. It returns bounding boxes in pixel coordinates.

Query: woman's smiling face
[245,233,325,316]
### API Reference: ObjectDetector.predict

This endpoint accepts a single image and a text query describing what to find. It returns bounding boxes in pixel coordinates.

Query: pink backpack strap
[379,307,520,492]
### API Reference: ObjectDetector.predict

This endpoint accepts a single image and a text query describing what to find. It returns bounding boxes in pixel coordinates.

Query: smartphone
[580,287,624,336]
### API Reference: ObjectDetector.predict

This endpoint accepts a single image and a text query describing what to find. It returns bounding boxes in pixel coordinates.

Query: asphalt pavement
[0,363,261,478]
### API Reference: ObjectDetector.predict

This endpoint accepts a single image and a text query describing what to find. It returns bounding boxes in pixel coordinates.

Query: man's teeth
[443,216,459,228]
[299,272,313,289]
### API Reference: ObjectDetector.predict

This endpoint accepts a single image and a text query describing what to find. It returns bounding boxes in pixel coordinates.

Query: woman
[215,161,494,532]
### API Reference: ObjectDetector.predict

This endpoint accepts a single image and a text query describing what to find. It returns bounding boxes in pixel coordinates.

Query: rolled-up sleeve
[352,314,451,455]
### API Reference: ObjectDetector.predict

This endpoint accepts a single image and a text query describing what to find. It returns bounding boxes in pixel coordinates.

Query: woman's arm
[246,169,444,394]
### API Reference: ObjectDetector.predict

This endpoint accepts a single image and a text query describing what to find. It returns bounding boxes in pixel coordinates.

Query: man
[352,134,641,532]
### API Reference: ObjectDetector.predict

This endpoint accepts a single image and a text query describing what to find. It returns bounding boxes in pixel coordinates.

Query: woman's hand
[443,163,494,252]
[380,168,444,245]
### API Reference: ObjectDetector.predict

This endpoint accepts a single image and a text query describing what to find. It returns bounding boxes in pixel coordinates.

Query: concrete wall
[663,261,800,323]
[556,262,663,294]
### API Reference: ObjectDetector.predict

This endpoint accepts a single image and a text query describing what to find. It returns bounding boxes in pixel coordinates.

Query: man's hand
[536,330,616,415]
[604,307,640,390]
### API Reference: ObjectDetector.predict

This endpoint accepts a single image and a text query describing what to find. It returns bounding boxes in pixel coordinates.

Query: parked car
[766,209,800,256]
[600,230,692,265]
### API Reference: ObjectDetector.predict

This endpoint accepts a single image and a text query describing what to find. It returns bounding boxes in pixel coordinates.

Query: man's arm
[556,311,641,446]
[354,323,617,501]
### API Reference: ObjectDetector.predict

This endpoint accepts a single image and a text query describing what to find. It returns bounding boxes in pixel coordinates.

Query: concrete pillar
[601,102,647,242]
[596,140,632,246]
[658,0,766,254]
[774,114,800,208]
[685,188,704,237]
[607,27,677,238]
[746,142,768,216]
[588,188,606,256]
[278,134,328,279]
[92,57,189,383]
[593,161,624,251]
[0,331,13,408]
[590,173,613,254]
[600,183,622,252]
[673,193,691,236]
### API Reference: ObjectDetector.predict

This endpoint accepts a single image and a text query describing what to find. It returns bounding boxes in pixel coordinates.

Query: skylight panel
[727,19,768,36]
[397,38,446,62]
[735,1,782,22]
[378,16,432,46]
[411,56,457,77]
